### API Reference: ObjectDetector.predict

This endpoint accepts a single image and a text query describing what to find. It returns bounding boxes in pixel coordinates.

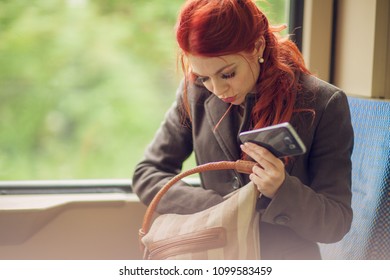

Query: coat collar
[204,93,295,174]
[204,94,255,161]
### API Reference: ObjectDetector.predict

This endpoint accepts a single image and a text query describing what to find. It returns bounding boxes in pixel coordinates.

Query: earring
[258,57,264,64]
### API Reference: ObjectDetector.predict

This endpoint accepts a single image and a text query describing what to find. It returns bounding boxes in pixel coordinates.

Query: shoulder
[300,74,344,97]
[176,79,211,101]
[175,79,214,110]
[298,73,349,112]
[292,73,352,139]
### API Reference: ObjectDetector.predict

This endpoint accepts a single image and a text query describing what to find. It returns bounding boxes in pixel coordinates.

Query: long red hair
[176,0,311,130]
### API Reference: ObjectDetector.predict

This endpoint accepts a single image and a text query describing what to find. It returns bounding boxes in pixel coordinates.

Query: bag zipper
[147,227,226,260]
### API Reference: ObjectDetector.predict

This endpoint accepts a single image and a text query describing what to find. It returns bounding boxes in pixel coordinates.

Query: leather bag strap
[139,160,256,236]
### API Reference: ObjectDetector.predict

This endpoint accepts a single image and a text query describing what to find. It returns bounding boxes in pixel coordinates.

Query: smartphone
[239,122,306,158]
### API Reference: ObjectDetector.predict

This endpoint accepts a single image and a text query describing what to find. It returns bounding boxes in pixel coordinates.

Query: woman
[133,0,353,259]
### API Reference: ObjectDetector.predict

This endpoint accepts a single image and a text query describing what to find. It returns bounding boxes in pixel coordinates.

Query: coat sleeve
[132,83,224,214]
[260,90,354,243]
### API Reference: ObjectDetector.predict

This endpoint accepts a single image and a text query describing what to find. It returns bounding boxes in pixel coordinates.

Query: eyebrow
[192,63,236,77]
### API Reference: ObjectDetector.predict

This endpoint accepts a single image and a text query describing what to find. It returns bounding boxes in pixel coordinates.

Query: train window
[0,0,293,187]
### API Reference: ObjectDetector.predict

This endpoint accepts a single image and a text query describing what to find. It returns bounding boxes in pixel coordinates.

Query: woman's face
[188,51,261,105]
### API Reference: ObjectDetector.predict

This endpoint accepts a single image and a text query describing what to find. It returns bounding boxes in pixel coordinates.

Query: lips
[222,96,236,103]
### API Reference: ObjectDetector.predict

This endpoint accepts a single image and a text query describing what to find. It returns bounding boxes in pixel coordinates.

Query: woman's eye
[222,72,235,79]
[196,76,209,83]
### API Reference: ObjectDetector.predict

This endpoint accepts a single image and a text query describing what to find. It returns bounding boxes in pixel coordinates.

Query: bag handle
[139,160,256,237]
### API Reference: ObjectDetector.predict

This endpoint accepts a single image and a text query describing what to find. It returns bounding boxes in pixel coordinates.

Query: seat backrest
[319,96,390,259]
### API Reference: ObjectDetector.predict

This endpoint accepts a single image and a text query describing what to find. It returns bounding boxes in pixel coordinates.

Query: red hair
[176,0,312,130]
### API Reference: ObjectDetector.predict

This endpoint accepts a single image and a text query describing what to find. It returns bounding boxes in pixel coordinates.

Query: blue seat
[319,96,390,259]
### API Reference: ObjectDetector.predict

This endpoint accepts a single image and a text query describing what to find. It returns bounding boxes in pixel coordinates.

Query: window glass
[0,0,289,180]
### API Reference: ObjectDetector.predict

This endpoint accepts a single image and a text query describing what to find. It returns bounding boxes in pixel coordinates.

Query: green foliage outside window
[0,0,288,180]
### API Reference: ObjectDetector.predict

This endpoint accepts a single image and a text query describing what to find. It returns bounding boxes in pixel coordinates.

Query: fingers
[240,142,285,198]
[240,142,282,169]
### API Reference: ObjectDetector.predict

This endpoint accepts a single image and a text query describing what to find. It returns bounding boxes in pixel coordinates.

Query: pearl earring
[258,57,264,64]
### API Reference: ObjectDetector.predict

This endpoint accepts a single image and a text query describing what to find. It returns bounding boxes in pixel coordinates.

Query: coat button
[274,215,291,225]
[232,176,240,189]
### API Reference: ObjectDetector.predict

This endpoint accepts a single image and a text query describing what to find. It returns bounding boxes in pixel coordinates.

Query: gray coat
[133,73,354,259]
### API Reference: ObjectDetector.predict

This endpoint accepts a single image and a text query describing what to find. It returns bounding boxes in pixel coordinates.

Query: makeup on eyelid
[194,67,236,83]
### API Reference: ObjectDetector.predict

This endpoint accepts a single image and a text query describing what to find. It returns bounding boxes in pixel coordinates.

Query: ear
[253,36,266,57]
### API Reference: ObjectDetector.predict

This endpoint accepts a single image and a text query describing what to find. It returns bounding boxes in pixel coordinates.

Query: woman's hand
[240,142,286,198]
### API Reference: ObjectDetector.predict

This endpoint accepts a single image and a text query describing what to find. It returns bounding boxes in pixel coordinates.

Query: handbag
[138,160,261,260]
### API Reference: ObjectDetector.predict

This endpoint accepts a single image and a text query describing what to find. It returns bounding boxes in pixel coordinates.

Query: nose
[210,79,229,98]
